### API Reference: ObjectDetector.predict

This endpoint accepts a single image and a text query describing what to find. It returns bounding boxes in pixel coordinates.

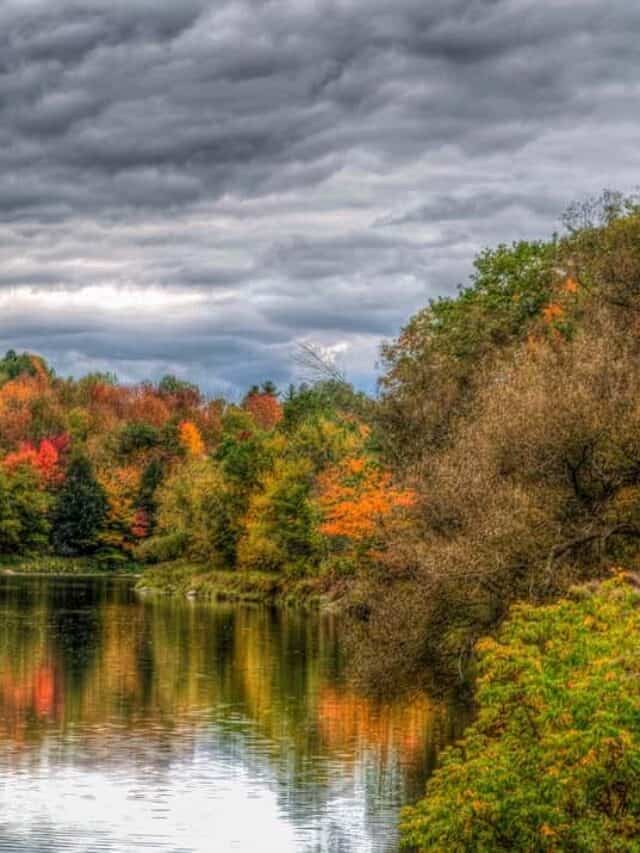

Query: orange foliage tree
[129,388,171,427]
[0,376,44,446]
[244,392,283,431]
[178,421,205,456]
[317,456,415,551]
[3,437,64,485]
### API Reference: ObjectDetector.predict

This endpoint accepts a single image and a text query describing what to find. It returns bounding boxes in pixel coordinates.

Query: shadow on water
[0,574,468,852]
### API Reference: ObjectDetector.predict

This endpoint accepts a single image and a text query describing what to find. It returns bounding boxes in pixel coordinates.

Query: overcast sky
[1,0,639,395]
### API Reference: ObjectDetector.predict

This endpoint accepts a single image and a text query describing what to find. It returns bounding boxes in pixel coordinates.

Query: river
[0,574,464,852]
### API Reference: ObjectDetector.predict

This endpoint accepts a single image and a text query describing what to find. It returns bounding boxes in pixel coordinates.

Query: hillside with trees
[0,347,410,579]
[366,190,640,849]
[3,193,640,650]
[349,192,640,689]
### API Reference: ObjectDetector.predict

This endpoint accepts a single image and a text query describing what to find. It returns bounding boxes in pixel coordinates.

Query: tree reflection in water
[0,575,466,852]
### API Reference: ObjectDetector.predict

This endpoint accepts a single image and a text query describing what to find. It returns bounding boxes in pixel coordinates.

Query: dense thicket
[401,576,640,851]
[349,192,640,688]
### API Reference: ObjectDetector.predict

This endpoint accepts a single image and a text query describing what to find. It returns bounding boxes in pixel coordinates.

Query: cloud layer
[1,0,639,393]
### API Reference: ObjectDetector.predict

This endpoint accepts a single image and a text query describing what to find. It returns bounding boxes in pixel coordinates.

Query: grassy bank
[0,555,140,575]
[136,560,344,607]
[0,554,345,606]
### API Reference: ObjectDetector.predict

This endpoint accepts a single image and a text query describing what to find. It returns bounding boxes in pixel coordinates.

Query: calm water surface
[0,574,464,852]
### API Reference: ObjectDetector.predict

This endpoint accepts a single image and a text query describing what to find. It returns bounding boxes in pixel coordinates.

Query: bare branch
[545,523,640,583]
[294,342,347,384]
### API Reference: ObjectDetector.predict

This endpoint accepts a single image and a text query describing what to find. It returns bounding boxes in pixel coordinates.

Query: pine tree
[136,458,164,533]
[51,455,108,555]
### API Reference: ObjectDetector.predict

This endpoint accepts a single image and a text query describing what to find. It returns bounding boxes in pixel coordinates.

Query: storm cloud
[1,0,639,393]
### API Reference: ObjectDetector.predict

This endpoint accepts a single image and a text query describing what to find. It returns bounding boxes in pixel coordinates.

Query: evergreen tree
[51,455,108,555]
[136,458,164,532]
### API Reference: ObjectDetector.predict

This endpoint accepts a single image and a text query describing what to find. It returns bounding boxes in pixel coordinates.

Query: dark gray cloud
[0,0,639,392]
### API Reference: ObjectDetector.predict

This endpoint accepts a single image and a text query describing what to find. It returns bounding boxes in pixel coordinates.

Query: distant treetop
[0,350,52,386]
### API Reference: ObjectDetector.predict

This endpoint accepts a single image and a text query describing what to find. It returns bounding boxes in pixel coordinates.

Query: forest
[3,191,640,848]
[0,346,405,579]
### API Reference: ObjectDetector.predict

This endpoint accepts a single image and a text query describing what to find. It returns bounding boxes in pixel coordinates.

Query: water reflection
[0,575,464,852]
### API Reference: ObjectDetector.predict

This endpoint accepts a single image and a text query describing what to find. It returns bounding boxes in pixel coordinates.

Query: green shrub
[118,422,160,455]
[0,466,51,553]
[136,531,189,563]
[401,576,640,851]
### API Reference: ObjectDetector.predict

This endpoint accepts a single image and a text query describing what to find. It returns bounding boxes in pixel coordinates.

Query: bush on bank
[400,576,640,851]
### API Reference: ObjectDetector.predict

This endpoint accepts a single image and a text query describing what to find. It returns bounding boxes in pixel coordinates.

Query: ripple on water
[0,574,465,852]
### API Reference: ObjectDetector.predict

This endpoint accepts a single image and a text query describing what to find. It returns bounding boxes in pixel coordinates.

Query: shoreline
[0,555,141,576]
[0,556,349,610]
[135,560,348,609]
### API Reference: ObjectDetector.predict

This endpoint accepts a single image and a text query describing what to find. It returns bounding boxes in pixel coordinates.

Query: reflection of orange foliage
[564,275,579,294]
[179,420,205,456]
[317,456,415,540]
[317,687,436,762]
[98,604,144,701]
[0,663,60,723]
[34,667,56,716]
[244,393,283,431]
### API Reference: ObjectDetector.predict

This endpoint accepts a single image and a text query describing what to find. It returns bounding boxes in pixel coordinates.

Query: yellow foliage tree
[237,457,320,574]
[152,458,231,563]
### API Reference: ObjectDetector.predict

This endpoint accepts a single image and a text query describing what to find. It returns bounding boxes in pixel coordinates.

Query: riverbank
[0,565,429,852]
[0,555,140,575]
[136,560,347,608]
[0,555,349,608]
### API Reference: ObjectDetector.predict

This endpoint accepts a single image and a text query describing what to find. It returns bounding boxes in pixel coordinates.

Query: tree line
[0,350,412,575]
